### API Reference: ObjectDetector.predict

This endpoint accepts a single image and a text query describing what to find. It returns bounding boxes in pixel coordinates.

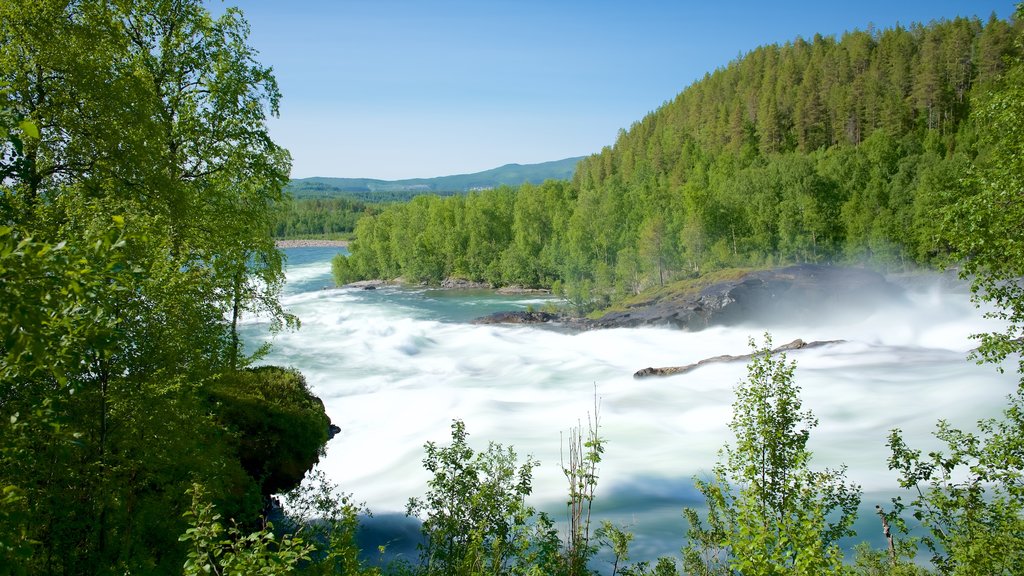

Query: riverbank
[275,239,349,248]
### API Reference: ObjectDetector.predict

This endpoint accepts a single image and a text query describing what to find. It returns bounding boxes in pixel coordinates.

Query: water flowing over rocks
[590,264,903,330]
[634,338,846,378]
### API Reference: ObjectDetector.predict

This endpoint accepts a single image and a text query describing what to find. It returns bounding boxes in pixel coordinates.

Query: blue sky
[228,1,1012,180]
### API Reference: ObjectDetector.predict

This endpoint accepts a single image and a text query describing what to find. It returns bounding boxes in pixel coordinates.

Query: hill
[287,156,584,200]
[335,12,1022,313]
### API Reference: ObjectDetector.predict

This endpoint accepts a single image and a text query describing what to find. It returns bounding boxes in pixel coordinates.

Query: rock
[592,264,903,330]
[327,423,341,439]
[472,311,562,325]
[496,286,551,295]
[345,279,389,289]
[634,338,845,378]
[441,277,492,290]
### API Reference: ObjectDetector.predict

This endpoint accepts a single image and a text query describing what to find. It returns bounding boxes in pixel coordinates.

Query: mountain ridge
[287,156,584,199]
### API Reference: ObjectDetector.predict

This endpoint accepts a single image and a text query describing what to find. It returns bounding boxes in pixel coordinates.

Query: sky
[225,1,1013,180]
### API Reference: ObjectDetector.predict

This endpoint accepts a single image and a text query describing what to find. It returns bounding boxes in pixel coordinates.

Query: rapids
[240,247,1018,563]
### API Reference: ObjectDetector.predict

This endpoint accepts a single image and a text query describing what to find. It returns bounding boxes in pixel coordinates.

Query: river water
[240,247,1017,564]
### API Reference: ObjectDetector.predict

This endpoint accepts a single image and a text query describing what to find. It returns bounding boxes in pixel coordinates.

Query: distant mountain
[287,156,584,200]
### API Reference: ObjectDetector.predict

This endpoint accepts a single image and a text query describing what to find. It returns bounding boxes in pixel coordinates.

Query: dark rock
[634,338,846,378]
[328,423,341,439]
[345,279,389,289]
[592,264,903,330]
[496,286,551,295]
[472,310,561,325]
[441,277,492,290]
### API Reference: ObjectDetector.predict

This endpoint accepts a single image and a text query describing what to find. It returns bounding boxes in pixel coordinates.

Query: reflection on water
[241,248,1017,563]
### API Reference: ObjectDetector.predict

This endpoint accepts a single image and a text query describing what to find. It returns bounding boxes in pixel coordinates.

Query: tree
[561,398,604,576]
[407,420,538,576]
[683,335,860,576]
[943,11,1024,372]
[887,391,1024,575]
[883,14,1024,573]
[280,470,381,576]
[0,1,300,572]
[179,484,313,576]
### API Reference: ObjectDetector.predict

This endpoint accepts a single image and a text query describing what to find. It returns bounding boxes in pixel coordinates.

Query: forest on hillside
[333,13,1020,312]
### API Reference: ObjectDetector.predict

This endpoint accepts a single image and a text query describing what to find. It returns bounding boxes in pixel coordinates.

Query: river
[240,247,1017,565]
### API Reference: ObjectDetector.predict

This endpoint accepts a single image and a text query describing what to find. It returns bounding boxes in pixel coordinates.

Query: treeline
[274,197,370,239]
[334,14,1020,312]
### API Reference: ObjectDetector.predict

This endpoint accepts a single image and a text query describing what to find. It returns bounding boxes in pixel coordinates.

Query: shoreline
[275,239,349,248]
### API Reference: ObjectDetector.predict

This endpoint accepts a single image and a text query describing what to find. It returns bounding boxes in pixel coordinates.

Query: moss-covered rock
[207,366,331,496]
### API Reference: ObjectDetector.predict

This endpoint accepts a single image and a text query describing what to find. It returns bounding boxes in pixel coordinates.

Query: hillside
[287,156,584,200]
[335,13,1023,315]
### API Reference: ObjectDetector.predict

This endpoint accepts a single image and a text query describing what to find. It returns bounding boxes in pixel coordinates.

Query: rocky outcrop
[591,264,902,330]
[344,279,391,290]
[634,338,845,378]
[441,277,493,289]
[496,286,551,295]
[473,311,562,325]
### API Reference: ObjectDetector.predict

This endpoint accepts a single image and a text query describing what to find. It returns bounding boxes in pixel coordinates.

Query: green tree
[206,367,331,497]
[280,470,380,576]
[406,420,538,576]
[886,392,1024,575]
[179,484,313,576]
[943,12,1024,370]
[0,1,302,572]
[683,335,861,576]
[883,14,1024,572]
[561,400,605,576]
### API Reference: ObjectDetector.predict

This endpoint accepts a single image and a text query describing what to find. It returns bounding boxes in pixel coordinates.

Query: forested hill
[335,13,1023,312]
[574,15,1012,187]
[288,156,584,200]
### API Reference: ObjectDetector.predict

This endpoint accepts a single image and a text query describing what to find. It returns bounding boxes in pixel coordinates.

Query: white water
[241,248,1018,562]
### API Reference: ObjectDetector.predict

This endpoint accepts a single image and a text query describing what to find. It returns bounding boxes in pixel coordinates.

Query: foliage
[0,0,303,572]
[180,484,313,576]
[280,469,381,576]
[886,387,1024,575]
[406,420,538,576]
[274,196,369,239]
[941,7,1024,373]
[882,10,1024,574]
[844,542,932,576]
[683,335,861,576]
[207,366,332,496]
[562,396,604,575]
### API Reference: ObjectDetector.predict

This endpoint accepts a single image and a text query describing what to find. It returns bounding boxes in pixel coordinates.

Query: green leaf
[18,119,39,140]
